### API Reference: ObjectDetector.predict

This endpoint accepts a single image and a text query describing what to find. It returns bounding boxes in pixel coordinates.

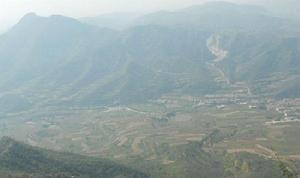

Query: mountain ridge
[0,137,148,178]
[0,2,300,113]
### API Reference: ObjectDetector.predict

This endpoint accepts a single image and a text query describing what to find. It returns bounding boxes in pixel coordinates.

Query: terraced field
[0,92,299,177]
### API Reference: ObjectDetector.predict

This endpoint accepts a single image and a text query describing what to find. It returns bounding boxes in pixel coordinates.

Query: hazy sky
[1,0,251,32]
[0,0,297,33]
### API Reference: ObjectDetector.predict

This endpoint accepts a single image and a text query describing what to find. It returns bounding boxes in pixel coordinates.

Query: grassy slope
[0,137,148,178]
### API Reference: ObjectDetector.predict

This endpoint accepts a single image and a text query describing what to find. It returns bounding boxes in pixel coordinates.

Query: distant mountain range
[0,1,299,113]
[80,12,143,30]
[249,0,300,20]
[0,137,148,178]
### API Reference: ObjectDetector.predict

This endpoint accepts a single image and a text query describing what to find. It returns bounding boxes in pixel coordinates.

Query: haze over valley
[0,0,300,177]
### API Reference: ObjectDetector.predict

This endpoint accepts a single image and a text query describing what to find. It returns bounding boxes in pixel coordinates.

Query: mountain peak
[7,12,87,36]
[15,12,45,28]
[20,12,40,21]
[23,12,38,17]
[48,14,83,24]
[17,13,80,26]
[202,1,236,6]
[176,1,266,16]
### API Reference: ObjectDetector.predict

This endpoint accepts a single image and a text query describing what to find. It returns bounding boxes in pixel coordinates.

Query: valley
[0,1,300,177]
[0,85,299,177]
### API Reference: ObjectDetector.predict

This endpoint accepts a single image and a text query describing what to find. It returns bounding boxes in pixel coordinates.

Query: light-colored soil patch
[221,111,241,117]
[255,144,276,157]
[114,154,125,159]
[174,133,204,141]
[27,138,38,147]
[167,133,204,144]
[71,137,83,141]
[81,142,90,153]
[117,136,128,146]
[286,155,300,160]
[227,148,257,154]
[146,154,158,160]
[227,148,272,159]
[127,122,147,130]
[227,144,277,160]
[26,121,36,125]
[162,160,175,165]
[256,138,268,141]
[169,141,189,147]
[132,136,145,154]
[186,137,203,141]
[174,115,192,122]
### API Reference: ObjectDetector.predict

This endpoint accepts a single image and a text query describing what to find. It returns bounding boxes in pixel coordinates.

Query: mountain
[129,2,300,98]
[249,0,300,20]
[213,28,300,98]
[0,12,216,112]
[0,2,300,113]
[128,2,300,98]
[134,2,286,32]
[0,13,126,111]
[0,137,148,178]
[80,12,142,30]
[0,12,119,85]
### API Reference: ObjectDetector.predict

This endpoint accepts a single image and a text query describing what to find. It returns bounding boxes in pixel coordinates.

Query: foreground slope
[0,137,148,178]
